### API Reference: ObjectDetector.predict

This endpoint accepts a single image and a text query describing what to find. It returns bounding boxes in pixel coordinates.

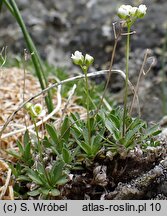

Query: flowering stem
[122,24,131,137]
[33,118,42,160]
[83,67,91,145]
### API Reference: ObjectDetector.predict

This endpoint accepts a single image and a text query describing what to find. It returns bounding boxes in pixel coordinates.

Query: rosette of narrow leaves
[7,130,33,167]
[7,130,35,197]
[99,108,161,153]
[44,116,74,165]
[27,161,68,198]
[70,112,105,160]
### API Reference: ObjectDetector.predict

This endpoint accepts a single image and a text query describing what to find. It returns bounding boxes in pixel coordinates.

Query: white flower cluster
[71,51,94,68]
[118,4,147,20]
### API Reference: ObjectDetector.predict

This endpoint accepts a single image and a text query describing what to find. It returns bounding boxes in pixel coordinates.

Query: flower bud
[130,7,138,16]
[71,51,84,66]
[33,104,43,115]
[25,102,33,110]
[85,54,94,67]
[137,4,147,18]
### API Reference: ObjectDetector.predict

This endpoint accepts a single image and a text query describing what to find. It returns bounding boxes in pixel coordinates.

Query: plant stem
[122,25,131,137]
[94,24,122,117]
[84,68,91,145]
[33,119,42,160]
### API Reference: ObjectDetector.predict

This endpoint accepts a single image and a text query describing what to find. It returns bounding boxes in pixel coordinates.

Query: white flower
[71,51,84,66]
[71,51,94,71]
[85,54,94,66]
[118,5,132,19]
[130,7,138,16]
[25,102,46,118]
[137,4,147,18]
[33,104,46,117]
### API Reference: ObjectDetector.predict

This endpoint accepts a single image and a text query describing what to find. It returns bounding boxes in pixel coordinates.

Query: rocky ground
[0,0,167,121]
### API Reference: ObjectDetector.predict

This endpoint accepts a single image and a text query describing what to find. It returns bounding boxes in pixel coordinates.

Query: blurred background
[0,0,167,122]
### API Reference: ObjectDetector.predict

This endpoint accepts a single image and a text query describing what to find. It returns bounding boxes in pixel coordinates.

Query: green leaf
[91,142,101,155]
[76,140,91,155]
[36,162,46,175]
[104,119,120,140]
[8,163,21,177]
[91,131,104,154]
[109,113,120,129]
[128,118,144,130]
[23,142,31,162]
[50,189,60,196]
[35,163,51,187]
[50,146,60,156]
[56,175,68,185]
[94,129,104,144]
[71,127,82,139]
[61,116,70,141]
[70,112,82,127]
[82,127,89,144]
[152,130,161,136]
[27,170,43,185]
[40,188,50,196]
[16,140,24,154]
[7,149,21,159]
[124,122,145,147]
[50,161,65,185]
[57,140,64,153]
[23,130,30,147]
[62,147,71,164]
[27,189,40,197]
[97,109,105,122]
[141,124,161,140]
[17,175,30,182]
[71,145,80,159]
[71,113,85,128]
[46,123,59,143]
[42,136,51,147]
[89,117,95,130]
